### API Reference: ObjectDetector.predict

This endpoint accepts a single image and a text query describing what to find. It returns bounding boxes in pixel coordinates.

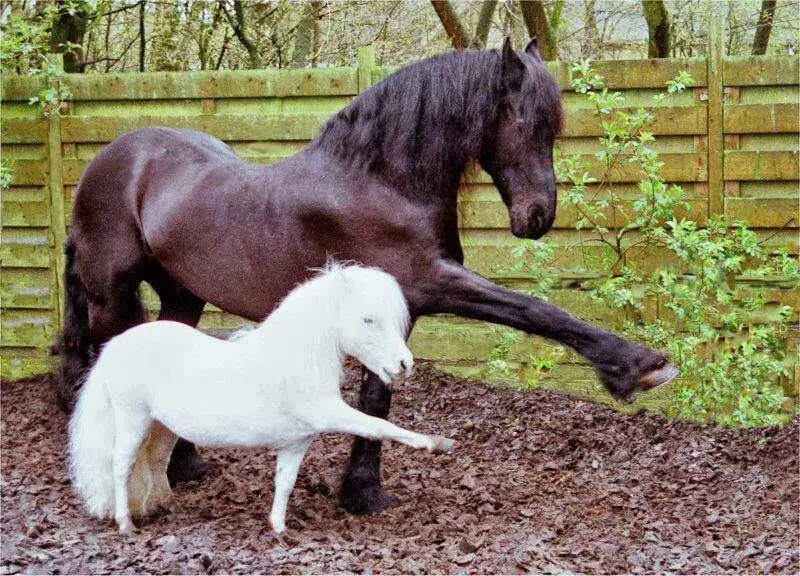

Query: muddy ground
[1,364,798,574]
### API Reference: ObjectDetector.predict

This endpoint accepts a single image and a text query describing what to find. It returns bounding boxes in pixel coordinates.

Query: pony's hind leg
[112,410,152,534]
[269,440,311,533]
[145,264,212,487]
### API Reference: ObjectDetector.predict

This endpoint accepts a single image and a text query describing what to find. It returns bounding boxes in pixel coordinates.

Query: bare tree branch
[219,0,262,68]
[431,0,470,50]
[469,1,498,49]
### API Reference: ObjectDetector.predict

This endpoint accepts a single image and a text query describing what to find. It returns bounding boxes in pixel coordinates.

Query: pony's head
[480,38,563,240]
[329,264,413,384]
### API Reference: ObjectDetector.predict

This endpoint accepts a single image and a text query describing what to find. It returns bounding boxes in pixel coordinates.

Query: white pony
[68,264,454,534]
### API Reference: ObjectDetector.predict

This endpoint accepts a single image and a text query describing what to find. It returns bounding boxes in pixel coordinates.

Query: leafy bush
[491,62,798,426]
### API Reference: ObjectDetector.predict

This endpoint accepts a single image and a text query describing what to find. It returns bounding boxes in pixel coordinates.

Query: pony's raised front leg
[270,440,311,533]
[340,368,394,516]
[112,412,151,534]
[414,261,678,398]
[324,402,455,453]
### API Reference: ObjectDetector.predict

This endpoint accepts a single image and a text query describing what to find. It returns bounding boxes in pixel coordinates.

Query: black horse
[56,39,677,516]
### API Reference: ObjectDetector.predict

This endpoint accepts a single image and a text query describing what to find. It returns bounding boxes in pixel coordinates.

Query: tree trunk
[431,0,470,50]
[581,0,597,58]
[518,0,559,60]
[292,1,322,67]
[139,0,146,72]
[752,0,777,55]
[50,0,92,72]
[220,0,262,68]
[642,0,670,58]
[469,1,498,49]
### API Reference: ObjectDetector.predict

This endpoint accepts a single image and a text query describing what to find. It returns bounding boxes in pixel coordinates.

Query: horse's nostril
[400,359,407,371]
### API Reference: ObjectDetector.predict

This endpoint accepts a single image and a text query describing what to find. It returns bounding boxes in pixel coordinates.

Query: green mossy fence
[2,48,798,401]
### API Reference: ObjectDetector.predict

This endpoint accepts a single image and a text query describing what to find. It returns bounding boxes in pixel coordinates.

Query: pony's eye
[363,317,374,325]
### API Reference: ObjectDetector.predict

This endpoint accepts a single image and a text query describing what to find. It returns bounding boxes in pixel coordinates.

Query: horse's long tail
[54,238,91,410]
[68,368,116,519]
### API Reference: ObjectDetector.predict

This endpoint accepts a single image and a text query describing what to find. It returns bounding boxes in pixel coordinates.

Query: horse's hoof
[637,361,679,391]
[339,482,397,516]
[167,458,214,487]
[430,435,455,454]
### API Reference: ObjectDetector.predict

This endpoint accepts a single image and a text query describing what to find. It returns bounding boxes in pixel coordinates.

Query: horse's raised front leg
[339,367,395,516]
[412,260,678,398]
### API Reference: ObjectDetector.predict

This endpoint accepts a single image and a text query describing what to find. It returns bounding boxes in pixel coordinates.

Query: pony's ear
[501,37,525,93]
[525,37,542,60]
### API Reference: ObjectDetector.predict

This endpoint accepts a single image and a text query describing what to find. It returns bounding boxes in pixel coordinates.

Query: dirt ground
[2,364,798,575]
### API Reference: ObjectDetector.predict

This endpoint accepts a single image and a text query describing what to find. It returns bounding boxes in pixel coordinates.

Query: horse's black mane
[309,49,562,197]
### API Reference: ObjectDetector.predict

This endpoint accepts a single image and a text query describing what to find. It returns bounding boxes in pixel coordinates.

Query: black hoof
[637,361,679,390]
[339,481,397,516]
[167,441,214,487]
[167,457,213,487]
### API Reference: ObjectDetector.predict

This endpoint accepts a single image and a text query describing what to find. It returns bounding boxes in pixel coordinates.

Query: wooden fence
[2,48,798,399]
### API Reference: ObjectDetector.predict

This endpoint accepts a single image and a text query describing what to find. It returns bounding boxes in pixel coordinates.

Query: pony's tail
[54,239,91,411]
[68,368,116,519]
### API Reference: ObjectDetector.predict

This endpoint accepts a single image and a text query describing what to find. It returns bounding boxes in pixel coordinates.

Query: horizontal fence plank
[1,119,48,144]
[724,55,800,86]
[1,200,50,227]
[564,105,706,137]
[724,150,799,181]
[2,69,358,102]
[724,198,799,228]
[724,103,800,134]
[0,228,52,267]
[60,114,329,143]
[0,268,55,309]
[5,159,47,186]
[0,309,56,347]
[0,347,51,380]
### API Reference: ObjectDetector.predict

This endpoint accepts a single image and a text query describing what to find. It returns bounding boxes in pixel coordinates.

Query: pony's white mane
[228,263,409,383]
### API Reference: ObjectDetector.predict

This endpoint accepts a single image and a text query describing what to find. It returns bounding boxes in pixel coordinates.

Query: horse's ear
[501,37,525,93]
[525,37,542,60]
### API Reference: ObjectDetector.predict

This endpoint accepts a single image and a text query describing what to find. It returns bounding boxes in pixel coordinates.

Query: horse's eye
[363,317,374,325]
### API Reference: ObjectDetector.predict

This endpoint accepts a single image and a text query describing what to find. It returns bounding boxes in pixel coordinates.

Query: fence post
[45,55,67,328]
[706,2,725,219]
[357,45,376,93]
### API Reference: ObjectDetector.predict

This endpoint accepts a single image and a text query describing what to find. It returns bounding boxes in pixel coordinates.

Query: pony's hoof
[116,518,135,535]
[339,481,397,516]
[430,435,455,454]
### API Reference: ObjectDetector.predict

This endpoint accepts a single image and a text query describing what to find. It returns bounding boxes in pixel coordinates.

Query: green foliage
[0,161,14,189]
[484,331,565,390]
[493,61,799,427]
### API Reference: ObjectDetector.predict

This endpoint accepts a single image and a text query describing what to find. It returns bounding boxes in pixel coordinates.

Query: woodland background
[2,0,799,75]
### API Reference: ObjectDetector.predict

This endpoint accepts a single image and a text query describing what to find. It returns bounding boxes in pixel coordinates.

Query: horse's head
[480,38,563,240]
[335,265,413,384]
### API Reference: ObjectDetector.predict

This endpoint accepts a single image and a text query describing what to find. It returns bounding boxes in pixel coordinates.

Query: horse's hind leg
[339,368,395,515]
[145,264,212,486]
